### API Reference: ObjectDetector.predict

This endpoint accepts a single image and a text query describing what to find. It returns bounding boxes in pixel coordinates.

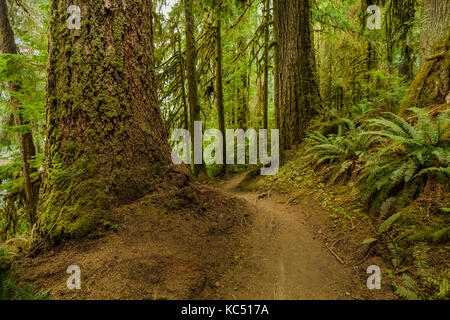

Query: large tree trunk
[184,0,206,177]
[0,0,37,225]
[274,0,320,149]
[420,0,450,62]
[400,31,450,113]
[38,0,172,239]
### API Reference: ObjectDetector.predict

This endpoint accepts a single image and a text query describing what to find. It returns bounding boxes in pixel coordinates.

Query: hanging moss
[400,31,450,113]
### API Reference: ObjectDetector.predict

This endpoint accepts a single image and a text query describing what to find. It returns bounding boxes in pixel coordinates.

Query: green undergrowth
[0,249,50,300]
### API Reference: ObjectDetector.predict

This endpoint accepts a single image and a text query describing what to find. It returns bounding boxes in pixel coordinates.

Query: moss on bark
[400,31,450,113]
[39,0,171,239]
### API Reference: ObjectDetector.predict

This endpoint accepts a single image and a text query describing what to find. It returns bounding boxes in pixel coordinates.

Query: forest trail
[11,171,391,300]
[208,173,361,300]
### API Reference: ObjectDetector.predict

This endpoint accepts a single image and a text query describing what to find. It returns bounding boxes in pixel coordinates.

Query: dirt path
[11,171,390,300]
[209,173,360,300]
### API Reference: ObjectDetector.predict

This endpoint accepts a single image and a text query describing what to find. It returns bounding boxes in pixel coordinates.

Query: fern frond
[378,212,402,234]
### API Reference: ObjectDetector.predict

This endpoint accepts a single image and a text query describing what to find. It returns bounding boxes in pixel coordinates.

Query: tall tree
[177,32,189,132]
[273,0,280,130]
[0,0,37,225]
[184,0,206,177]
[274,0,320,149]
[262,0,270,129]
[237,37,249,131]
[38,0,172,238]
[214,0,226,176]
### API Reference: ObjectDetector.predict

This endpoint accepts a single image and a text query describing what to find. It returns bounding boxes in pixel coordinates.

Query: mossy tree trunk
[39,0,171,239]
[274,0,321,149]
[401,31,450,113]
[0,0,38,226]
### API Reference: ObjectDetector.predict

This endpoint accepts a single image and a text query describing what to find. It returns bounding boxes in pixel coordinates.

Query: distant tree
[0,0,37,225]
[184,0,207,177]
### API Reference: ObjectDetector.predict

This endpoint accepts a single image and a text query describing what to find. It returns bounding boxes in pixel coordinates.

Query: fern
[359,108,450,213]
[378,212,402,234]
[394,274,420,300]
[305,118,380,185]
[0,273,49,300]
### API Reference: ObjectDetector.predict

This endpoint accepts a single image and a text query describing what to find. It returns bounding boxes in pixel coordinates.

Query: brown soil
[12,179,249,300]
[11,172,396,300]
[206,173,396,300]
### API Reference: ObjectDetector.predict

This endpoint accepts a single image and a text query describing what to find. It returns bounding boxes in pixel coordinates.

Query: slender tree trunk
[0,0,37,226]
[262,0,270,130]
[39,0,172,239]
[214,2,226,176]
[274,0,320,149]
[238,38,249,131]
[177,34,189,132]
[238,71,248,130]
[273,0,280,130]
[255,71,263,129]
[184,0,206,177]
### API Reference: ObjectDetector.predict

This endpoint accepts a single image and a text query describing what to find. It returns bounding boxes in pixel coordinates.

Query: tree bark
[274,0,321,149]
[237,38,249,131]
[184,0,206,177]
[0,0,37,226]
[214,2,226,176]
[273,0,280,130]
[38,0,172,238]
[262,0,270,130]
[177,33,189,132]
[420,0,450,62]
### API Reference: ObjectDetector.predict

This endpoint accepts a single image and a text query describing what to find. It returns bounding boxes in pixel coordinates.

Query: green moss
[38,150,111,240]
[39,176,110,239]
[432,227,450,244]
[400,31,450,113]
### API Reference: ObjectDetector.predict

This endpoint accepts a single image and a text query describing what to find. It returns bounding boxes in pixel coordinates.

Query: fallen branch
[325,243,344,264]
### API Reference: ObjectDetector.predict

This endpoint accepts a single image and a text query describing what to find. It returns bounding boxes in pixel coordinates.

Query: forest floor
[11,171,396,300]
[204,173,395,300]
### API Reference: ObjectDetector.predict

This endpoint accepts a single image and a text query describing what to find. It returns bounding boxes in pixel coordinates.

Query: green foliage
[378,212,402,234]
[305,118,380,185]
[103,221,119,232]
[0,0,48,240]
[0,273,50,300]
[394,274,419,300]
[0,249,49,300]
[359,108,449,213]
